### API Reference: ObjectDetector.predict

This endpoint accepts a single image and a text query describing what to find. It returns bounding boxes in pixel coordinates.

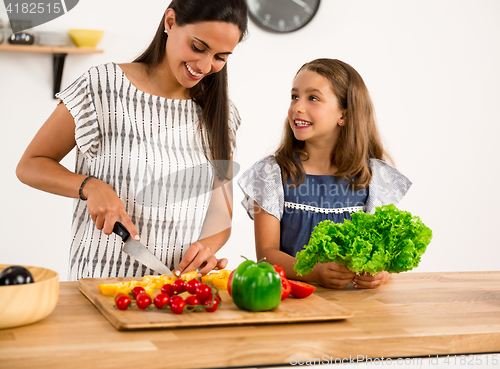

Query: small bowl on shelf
[68,29,104,48]
[36,31,69,46]
[0,264,59,329]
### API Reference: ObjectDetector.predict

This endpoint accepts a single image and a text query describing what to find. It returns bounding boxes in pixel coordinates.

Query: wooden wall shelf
[0,44,103,98]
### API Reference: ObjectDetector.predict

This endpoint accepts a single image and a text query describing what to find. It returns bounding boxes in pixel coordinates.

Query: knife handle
[113,222,130,242]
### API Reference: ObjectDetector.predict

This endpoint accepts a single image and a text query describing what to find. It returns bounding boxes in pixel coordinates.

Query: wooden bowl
[68,29,104,48]
[0,264,59,329]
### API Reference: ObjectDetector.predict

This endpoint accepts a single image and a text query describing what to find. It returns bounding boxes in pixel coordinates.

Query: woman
[16,0,249,280]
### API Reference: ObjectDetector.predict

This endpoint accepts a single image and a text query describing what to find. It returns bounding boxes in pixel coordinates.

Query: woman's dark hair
[275,59,391,190]
[134,0,248,179]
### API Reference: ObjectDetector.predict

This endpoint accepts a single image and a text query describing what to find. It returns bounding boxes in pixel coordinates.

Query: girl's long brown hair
[275,59,390,189]
[134,0,248,179]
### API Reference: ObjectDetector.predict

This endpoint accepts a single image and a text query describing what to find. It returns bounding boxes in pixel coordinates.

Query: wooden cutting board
[79,277,353,331]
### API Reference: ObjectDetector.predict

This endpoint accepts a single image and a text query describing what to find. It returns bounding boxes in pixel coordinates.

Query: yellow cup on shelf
[68,29,104,48]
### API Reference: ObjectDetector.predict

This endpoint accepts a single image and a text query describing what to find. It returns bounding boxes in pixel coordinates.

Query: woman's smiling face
[163,9,241,90]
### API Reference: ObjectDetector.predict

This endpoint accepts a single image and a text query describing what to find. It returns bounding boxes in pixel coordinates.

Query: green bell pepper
[231,259,282,312]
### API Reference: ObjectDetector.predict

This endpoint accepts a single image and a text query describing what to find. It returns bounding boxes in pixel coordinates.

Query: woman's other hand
[353,271,391,289]
[173,241,227,277]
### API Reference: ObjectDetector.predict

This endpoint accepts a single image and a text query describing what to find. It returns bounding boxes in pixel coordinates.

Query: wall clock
[246,0,321,33]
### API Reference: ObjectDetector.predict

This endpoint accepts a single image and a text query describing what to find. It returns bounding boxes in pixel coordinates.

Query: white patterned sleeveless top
[57,62,240,280]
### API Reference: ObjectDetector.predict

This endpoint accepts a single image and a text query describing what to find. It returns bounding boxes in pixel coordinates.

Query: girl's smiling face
[288,69,345,145]
[163,9,241,92]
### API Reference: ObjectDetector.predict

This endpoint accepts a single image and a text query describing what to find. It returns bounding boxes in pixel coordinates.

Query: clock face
[247,0,321,33]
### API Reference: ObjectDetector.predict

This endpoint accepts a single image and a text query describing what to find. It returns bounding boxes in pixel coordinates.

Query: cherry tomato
[114,293,127,303]
[273,265,287,279]
[227,270,235,296]
[161,283,174,296]
[281,276,292,300]
[195,283,212,302]
[185,295,201,311]
[169,294,184,305]
[132,286,146,300]
[170,299,187,314]
[115,294,131,310]
[154,293,170,309]
[214,293,221,303]
[202,298,219,312]
[136,293,152,309]
[288,280,316,298]
[172,279,186,294]
[186,279,202,295]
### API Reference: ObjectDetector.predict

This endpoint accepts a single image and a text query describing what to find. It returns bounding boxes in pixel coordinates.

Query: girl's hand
[83,177,139,241]
[174,241,227,277]
[353,271,391,289]
[314,262,356,289]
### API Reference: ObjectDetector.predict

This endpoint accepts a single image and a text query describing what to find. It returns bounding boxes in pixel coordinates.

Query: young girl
[238,59,411,289]
[16,0,248,280]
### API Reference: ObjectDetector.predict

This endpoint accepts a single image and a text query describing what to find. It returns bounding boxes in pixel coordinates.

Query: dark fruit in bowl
[0,266,35,286]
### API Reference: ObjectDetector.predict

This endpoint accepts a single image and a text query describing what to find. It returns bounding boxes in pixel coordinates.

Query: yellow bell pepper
[143,283,156,296]
[115,282,134,295]
[143,275,167,289]
[97,281,156,297]
[97,270,213,297]
[201,274,213,284]
[97,283,118,296]
[217,269,231,279]
[180,270,199,282]
[212,276,228,290]
[200,269,232,290]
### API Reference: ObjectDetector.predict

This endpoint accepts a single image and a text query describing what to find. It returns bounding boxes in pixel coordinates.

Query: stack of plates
[36,31,68,46]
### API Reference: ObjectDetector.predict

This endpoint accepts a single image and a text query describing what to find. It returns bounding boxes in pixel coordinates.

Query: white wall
[1,0,499,280]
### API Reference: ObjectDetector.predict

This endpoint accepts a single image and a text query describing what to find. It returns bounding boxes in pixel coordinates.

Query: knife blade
[113,223,175,277]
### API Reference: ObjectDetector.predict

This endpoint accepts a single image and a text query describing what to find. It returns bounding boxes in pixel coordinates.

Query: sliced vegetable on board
[97,270,229,314]
[288,280,316,298]
[227,270,235,296]
[97,270,229,297]
[273,264,292,300]
[202,269,231,290]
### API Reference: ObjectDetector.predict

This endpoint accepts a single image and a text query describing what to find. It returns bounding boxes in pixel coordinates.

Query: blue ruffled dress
[237,156,412,257]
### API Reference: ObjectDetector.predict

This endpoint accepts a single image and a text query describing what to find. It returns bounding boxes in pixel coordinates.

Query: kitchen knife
[113,223,175,277]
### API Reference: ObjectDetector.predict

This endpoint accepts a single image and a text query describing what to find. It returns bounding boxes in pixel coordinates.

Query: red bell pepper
[273,264,292,300]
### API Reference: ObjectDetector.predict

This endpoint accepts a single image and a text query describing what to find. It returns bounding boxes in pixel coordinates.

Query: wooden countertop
[1,271,500,368]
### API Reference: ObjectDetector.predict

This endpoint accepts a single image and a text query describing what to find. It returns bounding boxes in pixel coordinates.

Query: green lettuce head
[294,204,432,276]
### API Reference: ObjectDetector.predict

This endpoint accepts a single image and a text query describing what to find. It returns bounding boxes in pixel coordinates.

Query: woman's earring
[339,121,344,126]
[164,29,168,34]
